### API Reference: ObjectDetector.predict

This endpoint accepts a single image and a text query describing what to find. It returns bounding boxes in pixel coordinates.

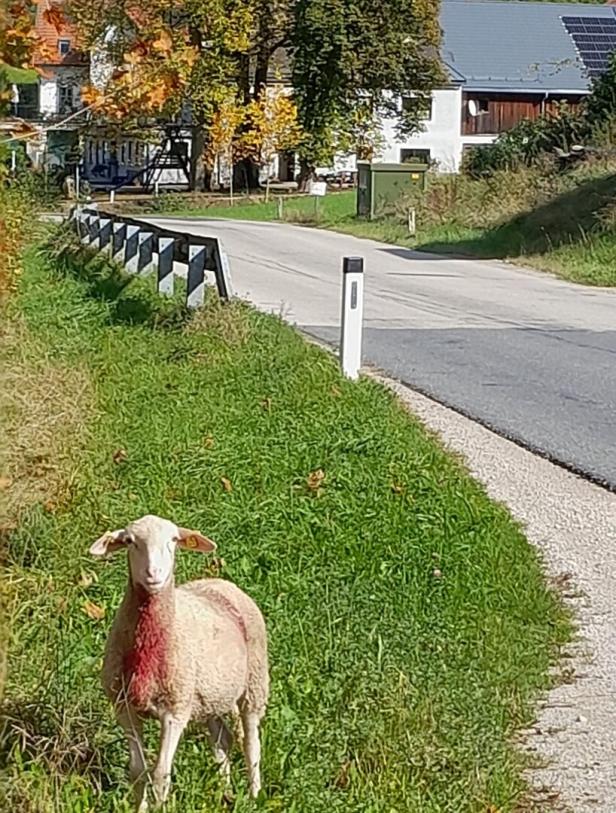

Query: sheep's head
[90,514,216,594]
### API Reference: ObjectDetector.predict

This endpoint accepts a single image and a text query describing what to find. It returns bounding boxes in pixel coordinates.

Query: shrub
[0,182,37,301]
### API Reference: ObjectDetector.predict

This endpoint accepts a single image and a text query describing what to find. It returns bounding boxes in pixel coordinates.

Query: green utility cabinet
[357,161,428,219]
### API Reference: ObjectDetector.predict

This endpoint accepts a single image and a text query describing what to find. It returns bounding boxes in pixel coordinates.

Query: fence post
[187,244,206,308]
[112,222,127,261]
[138,232,154,274]
[157,237,175,296]
[277,197,284,220]
[407,208,416,236]
[340,256,364,380]
[98,218,112,252]
[124,225,140,273]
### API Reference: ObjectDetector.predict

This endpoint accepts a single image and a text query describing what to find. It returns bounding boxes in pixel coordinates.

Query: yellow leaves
[43,5,65,34]
[82,600,105,622]
[0,476,12,491]
[152,30,172,53]
[206,89,303,171]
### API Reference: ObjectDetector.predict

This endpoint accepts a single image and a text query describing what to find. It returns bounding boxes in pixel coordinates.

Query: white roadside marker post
[340,256,364,380]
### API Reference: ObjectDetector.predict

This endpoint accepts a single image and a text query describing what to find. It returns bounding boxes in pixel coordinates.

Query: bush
[0,182,37,301]
[463,55,616,178]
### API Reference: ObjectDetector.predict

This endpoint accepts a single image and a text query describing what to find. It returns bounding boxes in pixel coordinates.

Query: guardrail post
[80,213,93,244]
[187,244,206,308]
[212,240,233,300]
[340,256,364,380]
[124,225,140,273]
[112,222,127,261]
[98,218,112,252]
[157,237,175,296]
[138,232,154,274]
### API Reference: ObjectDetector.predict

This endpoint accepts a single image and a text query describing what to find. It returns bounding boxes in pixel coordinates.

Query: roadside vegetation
[0,227,570,811]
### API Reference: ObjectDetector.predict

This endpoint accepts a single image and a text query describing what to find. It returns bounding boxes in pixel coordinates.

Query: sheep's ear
[89,529,131,558]
[176,527,217,553]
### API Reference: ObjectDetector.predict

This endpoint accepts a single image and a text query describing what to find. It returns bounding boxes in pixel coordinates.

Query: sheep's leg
[116,707,149,813]
[241,708,262,798]
[152,714,186,808]
[206,716,233,786]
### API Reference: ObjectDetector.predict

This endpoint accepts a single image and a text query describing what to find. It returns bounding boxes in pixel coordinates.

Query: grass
[137,155,616,287]
[0,231,569,812]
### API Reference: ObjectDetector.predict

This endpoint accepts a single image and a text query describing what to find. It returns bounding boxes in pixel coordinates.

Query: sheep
[90,514,269,812]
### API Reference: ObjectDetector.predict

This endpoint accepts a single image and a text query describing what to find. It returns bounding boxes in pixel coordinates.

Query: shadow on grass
[416,173,616,259]
[41,227,189,329]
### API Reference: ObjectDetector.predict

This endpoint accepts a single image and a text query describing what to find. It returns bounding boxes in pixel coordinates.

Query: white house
[377,0,615,172]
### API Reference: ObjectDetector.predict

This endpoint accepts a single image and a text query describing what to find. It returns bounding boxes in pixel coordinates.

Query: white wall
[39,67,88,117]
[39,74,58,116]
[380,87,466,172]
[319,87,493,175]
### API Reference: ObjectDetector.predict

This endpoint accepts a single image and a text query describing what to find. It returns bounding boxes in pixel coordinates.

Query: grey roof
[441,0,616,93]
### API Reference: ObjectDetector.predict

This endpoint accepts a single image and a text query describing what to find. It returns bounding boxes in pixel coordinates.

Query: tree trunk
[297,159,314,192]
[190,127,209,191]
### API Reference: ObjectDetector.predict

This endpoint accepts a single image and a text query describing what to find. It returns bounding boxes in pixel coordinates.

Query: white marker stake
[340,256,364,380]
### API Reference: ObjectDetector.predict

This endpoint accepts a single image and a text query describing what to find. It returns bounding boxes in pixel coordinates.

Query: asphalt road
[149,217,616,488]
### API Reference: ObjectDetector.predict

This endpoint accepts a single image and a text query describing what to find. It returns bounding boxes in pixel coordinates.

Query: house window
[58,84,76,114]
[58,39,71,56]
[401,95,433,121]
[400,148,431,164]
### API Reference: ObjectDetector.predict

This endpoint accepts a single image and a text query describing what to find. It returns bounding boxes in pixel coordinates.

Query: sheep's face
[90,514,216,595]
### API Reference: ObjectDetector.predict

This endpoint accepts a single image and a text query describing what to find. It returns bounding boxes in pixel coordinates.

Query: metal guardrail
[69,205,233,305]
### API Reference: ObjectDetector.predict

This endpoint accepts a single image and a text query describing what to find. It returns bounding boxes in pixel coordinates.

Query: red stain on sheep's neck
[123,584,171,708]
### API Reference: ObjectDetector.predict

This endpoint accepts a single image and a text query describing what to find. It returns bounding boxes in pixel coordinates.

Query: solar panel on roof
[563,15,616,77]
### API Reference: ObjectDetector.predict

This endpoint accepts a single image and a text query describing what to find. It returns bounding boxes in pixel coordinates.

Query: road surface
[148,217,616,489]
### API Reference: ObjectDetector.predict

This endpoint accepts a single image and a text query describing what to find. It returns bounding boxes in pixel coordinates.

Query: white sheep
[90,514,269,811]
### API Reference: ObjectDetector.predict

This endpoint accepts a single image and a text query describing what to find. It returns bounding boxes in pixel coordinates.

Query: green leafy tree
[291,0,443,182]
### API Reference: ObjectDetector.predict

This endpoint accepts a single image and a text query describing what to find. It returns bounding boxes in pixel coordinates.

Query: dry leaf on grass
[78,570,97,589]
[113,448,128,465]
[82,600,105,621]
[0,476,12,490]
[306,469,325,493]
[221,476,233,493]
[203,435,214,449]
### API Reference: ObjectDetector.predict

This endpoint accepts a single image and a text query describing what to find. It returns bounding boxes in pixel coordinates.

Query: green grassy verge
[1,232,569,812]
[143,156,616,287]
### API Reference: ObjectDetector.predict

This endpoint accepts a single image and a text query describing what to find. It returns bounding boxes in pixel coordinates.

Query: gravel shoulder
[383,374,616,812]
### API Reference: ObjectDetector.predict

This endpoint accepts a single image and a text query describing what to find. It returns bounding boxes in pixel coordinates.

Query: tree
[206,92,245,203]
[70,0,295,190]
[0,0,48,115]
[239,88,302,199]
[291,0,443,183]
[71,0,254,189]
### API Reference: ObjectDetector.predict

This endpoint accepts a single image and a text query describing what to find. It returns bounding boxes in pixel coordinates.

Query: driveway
[148,217,616,489]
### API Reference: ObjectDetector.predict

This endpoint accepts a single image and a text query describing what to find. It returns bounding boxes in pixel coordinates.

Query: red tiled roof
[34,0,88,66]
